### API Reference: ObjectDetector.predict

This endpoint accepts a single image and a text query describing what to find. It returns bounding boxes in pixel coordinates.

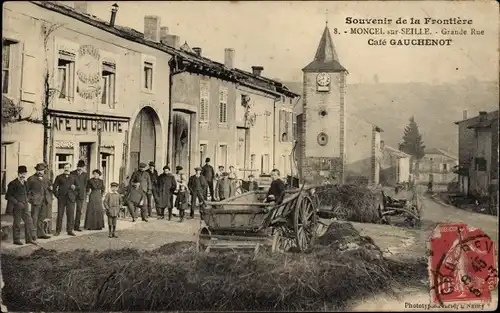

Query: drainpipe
[272,97,278,169]
[290,95,302,181]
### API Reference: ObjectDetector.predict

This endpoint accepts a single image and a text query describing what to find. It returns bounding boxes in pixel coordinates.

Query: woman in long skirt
[84,169,105,230]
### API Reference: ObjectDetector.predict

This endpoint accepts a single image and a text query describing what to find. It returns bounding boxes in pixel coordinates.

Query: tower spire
[302,22,347,73]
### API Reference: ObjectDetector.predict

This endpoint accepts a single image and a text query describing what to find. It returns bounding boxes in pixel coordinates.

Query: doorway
[79,143,92,172]
[172,111,191,173]
[100,152,113,191]
[130,107,159,174]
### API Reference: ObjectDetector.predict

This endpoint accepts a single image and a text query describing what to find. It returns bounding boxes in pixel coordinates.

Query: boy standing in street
[124,178,148,222]
[175,182,188,222]
[104,182,122,238]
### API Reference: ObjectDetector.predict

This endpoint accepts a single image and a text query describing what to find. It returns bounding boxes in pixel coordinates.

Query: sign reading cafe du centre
[52,116,124,133]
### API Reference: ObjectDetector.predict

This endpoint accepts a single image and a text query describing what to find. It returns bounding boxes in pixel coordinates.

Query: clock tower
[297,22,347,183]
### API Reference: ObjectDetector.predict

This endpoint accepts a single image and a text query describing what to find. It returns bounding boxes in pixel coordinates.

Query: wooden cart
[379,191,421,227]
[197,186,318,254]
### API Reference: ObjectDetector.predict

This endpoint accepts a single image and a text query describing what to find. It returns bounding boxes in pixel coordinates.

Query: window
[264,110,271,138]
[101,62,116,108]
[200,81,209,122]
[218,144,228,169]
[56,153,74,175]
[474,157,487,171]
[219,87,228,124]
[261,154,270,174]
[2,40,15,94]
[144,61,153,91]
[250,154,256,170]
[442,163,448,172]
[57,51,76,100]
[289,97,293,105]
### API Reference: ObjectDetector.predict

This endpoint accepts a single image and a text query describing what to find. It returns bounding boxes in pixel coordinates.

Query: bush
[1,223,426,312]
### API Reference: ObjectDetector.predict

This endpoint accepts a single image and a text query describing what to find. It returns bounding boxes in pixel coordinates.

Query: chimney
[224,48,235,68]
[161,35,180,49]
[251,66,264,76]
[144,15,161,42]
[479,111,487,121]
[192,47,202,56]
[160,27,169,41]
[463,110,468,120]
[74,1,88,14]
[109,3,119,27]
[380,140,385,150]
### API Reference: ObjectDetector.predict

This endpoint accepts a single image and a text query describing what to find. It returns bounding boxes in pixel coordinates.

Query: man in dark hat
[6,166,38,245]
[188,167,208,218]
[201,157,215,200]
[53,163,78,236]
[129,162,152,216]
[71,160,89,232]
[26,163,52,240]
[147,161,159,217]
[156,165,177,220]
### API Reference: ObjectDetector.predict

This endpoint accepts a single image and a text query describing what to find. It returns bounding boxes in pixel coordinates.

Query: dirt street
[2,189,497,311]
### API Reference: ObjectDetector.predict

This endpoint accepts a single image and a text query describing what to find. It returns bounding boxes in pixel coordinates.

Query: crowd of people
[4,157,287,246]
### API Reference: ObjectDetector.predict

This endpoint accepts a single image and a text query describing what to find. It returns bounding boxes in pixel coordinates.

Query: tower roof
[303,24,347,73]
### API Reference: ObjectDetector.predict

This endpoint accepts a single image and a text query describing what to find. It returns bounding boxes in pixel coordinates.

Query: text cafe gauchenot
[52,116,124,133]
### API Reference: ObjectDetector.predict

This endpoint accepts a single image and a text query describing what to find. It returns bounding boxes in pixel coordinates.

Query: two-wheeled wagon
[196,185,318,254]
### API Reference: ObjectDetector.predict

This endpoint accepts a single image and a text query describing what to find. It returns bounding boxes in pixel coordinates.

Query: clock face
[316,73,331,86]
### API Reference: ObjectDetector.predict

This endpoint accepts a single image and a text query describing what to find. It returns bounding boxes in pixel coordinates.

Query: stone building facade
[1,1,178,202]
[454,110,499,195]
[169,44,298,178]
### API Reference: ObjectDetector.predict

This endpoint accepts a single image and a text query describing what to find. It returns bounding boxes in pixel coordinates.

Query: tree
[399,116,426,173]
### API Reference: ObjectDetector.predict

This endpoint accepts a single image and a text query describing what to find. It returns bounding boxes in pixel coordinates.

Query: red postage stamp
[429,223,498,305]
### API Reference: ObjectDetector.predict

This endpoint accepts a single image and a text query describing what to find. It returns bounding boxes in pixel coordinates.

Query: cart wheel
[271,227,294,253]
[196,227,211,253]
[294,194,318,252]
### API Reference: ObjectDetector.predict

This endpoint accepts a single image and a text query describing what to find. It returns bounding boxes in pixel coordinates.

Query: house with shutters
[454,110,499,195]
[416,148,458,185]
[2,1,177,201]
[169,41,299,179]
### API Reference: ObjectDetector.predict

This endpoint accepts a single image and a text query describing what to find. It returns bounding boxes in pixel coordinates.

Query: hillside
[282,79,498,154]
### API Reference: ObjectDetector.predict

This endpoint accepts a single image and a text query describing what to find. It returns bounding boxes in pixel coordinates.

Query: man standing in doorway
[202,158,215,200]
[130,163,152,217]
[147,161,159,217]
[71,160,88,232]
[188,167,208,219]
[53,163,78,236]
[6,166,38,245]
[26,163,52,240]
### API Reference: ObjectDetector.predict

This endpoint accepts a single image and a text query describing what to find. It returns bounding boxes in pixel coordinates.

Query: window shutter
[278,110,284,141]
[21,42,39,103]
[114,65,119,107]
[288,112,293,142]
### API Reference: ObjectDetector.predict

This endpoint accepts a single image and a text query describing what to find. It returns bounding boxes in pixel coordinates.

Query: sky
[81,0,498,84]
